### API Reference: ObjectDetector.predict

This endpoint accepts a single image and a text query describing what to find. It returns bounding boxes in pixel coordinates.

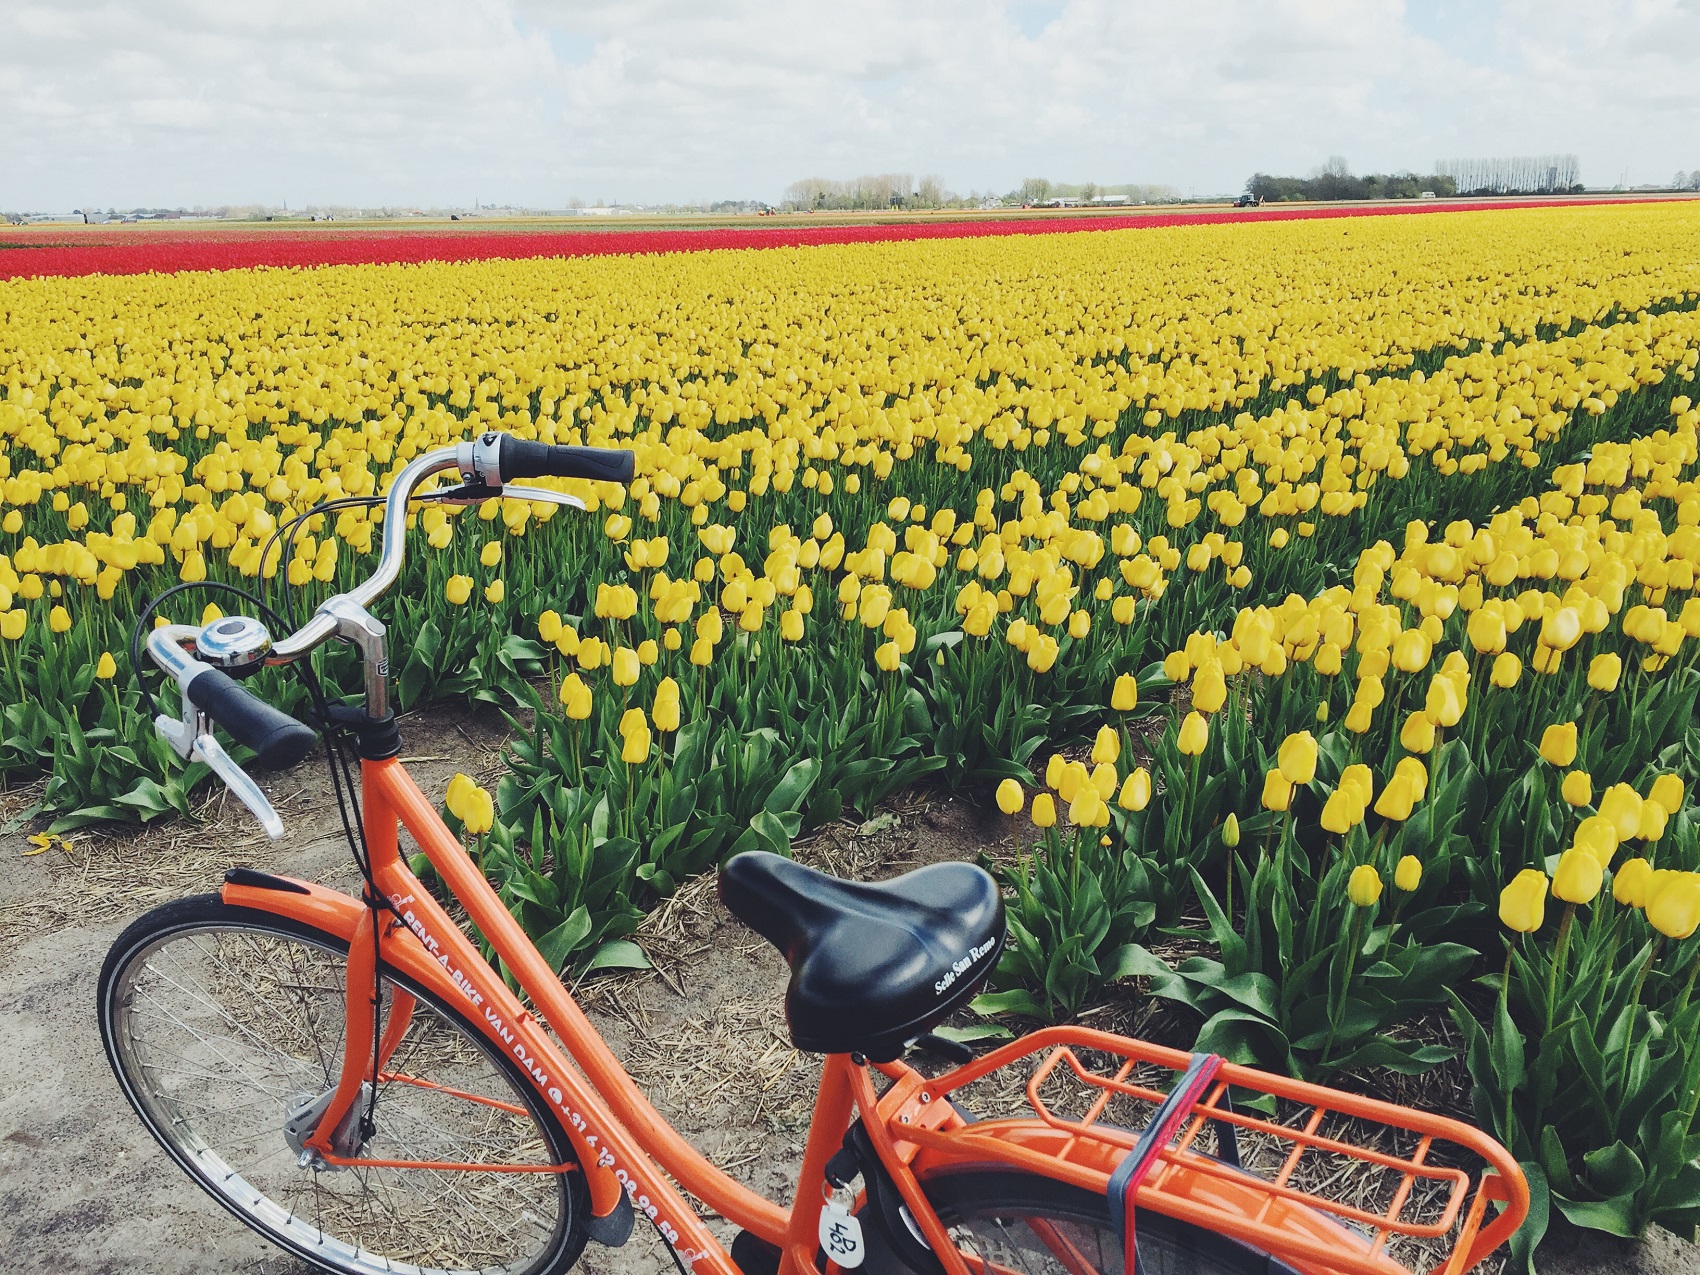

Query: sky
[2,0,1698,211]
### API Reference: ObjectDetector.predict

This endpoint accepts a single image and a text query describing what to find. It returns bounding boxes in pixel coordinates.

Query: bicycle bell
[195,615,273,676]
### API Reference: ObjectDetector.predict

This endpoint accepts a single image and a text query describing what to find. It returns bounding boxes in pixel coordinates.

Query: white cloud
[0,0,1696,210]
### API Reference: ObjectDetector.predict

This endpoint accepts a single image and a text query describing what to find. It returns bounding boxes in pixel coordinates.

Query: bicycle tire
[862,1167,1299,1275]
[98,893,590,1275]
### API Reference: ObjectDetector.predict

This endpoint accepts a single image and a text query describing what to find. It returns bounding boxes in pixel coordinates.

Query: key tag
[818,1193,865,1269]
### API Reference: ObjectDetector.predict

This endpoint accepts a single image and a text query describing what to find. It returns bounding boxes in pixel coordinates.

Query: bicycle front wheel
[98,894,589,1275]
[864,1168,1294,1275]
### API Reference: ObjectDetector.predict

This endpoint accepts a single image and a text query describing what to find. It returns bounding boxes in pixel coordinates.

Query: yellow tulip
[1348,864,1383,908]
[48,605,71,634]
[612,647,640,687]
[1598,783,1643,841]
[1422,675,1463,727]
[1,610,26,641]
[1587,653,1622,692]
[480,540,502,568]
[1648,774,1685,816]
[1574,814,1620,866]
[1261,769,1292,812]
[1177,711,1208,757]
[1116,767,1152,811]
[1031,793,1057,828]
[1561,770,1593,808]
[1110,673,1139,712]
[619,709,651,764]
[1540,606,1582,652]
[690,636,714,666]
[1391,629,1432,673]
[95,651,117,680]
[1466,608,1506,655]
[559,672,592,720]
[1489,652,1522,688]
[1646,873,1700,940]
[1499,869,1549,933]
[1636,799,1668,842]
[1394,855,1422,892]
[1539,722,1578,767]
[652,678,681,733]
[1276,730,1318,785]
[1613,857,1653,907]
[996,779,1024,815]
[538,610,563,644]
[1091,725,1120,765]
[445,574,474,605]
[1552,847,1603,905]
[1320,788,1362,834]
[1191,662,1227,713]
[1374,773,1417,822]
[781,609,805,642]
[1399,710,1436,754]
[484,579,505,604]
[874,641,902,672]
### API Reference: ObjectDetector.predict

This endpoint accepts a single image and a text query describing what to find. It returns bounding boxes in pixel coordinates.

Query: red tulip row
[1,196,1677,281]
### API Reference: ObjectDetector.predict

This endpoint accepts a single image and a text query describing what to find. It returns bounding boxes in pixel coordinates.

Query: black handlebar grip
[186,669,318,770]
[499,439,635,485]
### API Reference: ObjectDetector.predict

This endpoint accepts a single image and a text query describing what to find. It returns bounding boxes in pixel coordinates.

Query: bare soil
[0,706,1690,1275]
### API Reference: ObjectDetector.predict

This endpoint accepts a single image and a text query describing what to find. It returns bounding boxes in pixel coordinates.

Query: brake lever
[194,734,286,840]
[414,482,587,511]
[154,690,285,840]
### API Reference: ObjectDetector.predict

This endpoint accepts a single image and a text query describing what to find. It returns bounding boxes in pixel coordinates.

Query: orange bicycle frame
[222,753,1527,1275]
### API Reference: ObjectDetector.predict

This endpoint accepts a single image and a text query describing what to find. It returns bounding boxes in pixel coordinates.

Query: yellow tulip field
[5,203,1700,1249]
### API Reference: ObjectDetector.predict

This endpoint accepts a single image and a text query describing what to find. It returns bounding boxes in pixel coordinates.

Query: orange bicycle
[99,431,1528,1275]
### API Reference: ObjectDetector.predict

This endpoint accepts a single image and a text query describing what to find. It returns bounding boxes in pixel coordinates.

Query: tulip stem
[1501,943,1516,1143]
[1320,908,1363,1074]
[1546,903,1576,1037]
[1674,947,1700,1019]
[1616,937,1663,1087]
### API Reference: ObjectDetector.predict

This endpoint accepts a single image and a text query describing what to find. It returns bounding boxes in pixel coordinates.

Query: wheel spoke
[104,913,572,1275]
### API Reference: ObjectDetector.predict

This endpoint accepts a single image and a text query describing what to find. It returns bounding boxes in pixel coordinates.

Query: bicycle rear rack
[874,1026,1526,1275]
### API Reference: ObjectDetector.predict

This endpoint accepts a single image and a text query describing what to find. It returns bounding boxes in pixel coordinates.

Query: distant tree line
[1671,171,1700,192]
[783,174,950,210]
[1246,157,1457,203]
[782,174,1180,211]
[1436,155,1582,195]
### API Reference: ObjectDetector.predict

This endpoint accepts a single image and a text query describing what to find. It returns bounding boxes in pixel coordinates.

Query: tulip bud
[1400,710,1437,754]
[996,779,1024,815]
[1348,864,1383,908]
[1552,847,1603,905]
[1646,873,1700,940]
[1118,768,1152,811]
[1499,869,1549,933]
[1092,725,1120,765]
[1587,653,1622,692]
[1539,722,1578,768]
[1177,711,1209,757]
[1598,783,1643,841]
[1613,857,1653,907]
[1276,730,1318,786]
[1111,673,1139,712]
[1222,813,1241,848]
[1648,774,1685,817]
[1394,855,1422,892]
[559,672,592,720]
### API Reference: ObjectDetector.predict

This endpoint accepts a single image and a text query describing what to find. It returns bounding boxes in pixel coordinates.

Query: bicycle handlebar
[185,668,319,769]
[498,439,636,485]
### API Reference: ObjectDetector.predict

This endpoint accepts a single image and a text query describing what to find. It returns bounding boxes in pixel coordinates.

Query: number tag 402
[818,1199,864,1269]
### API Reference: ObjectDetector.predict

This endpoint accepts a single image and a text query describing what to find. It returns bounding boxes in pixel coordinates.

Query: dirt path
[0,706,1689,1275]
